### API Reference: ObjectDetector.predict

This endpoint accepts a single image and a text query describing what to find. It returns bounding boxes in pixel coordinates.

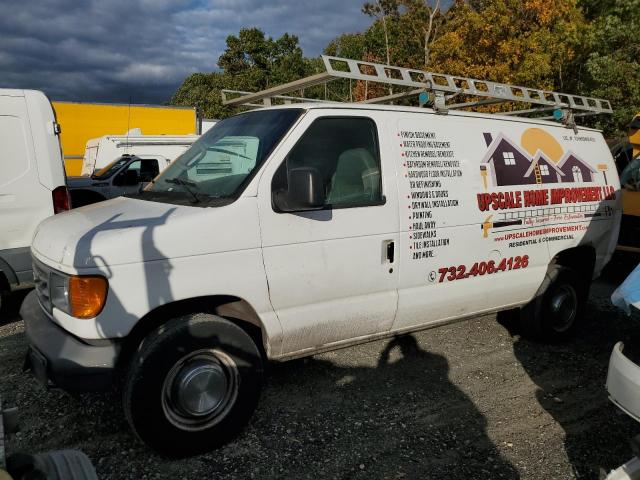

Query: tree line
[170,0,639,138]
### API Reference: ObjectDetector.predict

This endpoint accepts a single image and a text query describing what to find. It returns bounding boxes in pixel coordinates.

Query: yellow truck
[52,102,197,176]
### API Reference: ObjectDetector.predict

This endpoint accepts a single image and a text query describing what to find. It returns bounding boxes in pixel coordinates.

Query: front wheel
[123,314,263,457]
[520,265,588,342]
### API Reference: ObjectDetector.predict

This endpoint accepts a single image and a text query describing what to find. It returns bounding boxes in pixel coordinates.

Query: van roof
[246,103,604,134]
[0,89,26,97]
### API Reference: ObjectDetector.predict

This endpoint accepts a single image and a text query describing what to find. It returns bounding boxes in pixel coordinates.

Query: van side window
[124,159,159,182]
[0,116,29,188]
[273,117,382,208]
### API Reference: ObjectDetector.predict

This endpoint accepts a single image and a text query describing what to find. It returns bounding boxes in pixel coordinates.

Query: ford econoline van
[0,89,68,312]
[20,58,621,457]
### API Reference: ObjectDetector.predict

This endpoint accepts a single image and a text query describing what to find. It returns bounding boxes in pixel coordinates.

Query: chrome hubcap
[162,350,238,431]
[549,285,577,332]
[172,359,228,416]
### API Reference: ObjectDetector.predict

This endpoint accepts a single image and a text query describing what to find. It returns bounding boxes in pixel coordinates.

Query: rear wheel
[123,313,263,457]
[520,265,588,342]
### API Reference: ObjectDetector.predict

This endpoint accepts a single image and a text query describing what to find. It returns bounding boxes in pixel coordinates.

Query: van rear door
[0,91,52,283]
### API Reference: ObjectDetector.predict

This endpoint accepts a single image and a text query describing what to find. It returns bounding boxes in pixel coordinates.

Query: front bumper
[21,290,120,391]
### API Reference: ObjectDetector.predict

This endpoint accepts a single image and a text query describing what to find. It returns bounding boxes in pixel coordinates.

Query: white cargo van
[0,89,68,311]
[80,133,197,176]
[21,57,620,457]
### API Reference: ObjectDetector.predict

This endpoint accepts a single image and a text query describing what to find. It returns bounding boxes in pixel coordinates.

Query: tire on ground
[0,272,8,315]
[123,313,263,457]
[7,450,98,480]
[519,265,588,342]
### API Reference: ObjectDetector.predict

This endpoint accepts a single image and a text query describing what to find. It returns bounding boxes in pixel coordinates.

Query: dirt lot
[2,260,640,479]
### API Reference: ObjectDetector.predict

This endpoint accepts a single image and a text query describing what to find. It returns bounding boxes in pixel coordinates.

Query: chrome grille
[32,258,52,313]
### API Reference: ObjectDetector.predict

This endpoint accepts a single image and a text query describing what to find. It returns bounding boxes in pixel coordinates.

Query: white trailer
[81,133,198,176]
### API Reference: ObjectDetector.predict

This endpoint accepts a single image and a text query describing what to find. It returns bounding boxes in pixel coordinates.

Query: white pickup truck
[67,154,163,207]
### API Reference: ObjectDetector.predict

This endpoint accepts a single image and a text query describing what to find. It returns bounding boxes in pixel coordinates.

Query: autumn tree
[360,0,444,69]
[428,0,585,90]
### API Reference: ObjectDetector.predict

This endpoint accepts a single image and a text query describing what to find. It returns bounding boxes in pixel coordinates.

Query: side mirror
[274,167,324,212]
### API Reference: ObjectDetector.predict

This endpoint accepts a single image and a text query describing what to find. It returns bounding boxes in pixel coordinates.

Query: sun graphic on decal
[521,128,564,163]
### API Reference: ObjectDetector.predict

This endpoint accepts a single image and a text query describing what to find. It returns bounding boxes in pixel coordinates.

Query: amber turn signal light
[69,276,108,319]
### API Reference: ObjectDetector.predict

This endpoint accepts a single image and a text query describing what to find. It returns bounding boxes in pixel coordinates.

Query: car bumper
[606,341,640,422]
[21,290,120,391]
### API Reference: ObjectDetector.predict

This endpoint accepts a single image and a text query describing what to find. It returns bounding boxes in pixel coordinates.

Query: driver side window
[272,117,383,209]
[118,159,159,183]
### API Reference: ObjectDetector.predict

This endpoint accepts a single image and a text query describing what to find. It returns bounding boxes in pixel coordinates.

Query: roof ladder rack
[222,55,613,121]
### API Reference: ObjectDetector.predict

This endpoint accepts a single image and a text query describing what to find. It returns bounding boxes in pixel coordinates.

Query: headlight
[50,271,108,319]
[50,271,70,313]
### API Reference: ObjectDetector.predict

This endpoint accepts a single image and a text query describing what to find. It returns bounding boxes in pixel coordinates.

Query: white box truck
[20,57,620,457]
[80,133,197,176]
[0,89,69,312]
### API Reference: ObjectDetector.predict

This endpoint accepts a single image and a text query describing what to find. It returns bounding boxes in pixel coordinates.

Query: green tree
[170,28,311,119]
[579,0,640,136]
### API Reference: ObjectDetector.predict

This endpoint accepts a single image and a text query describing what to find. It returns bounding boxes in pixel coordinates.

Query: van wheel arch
[518,246,596,342]
[550,245,597,284]
[118,296,267,370]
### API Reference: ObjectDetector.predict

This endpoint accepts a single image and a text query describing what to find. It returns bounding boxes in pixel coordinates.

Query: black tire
[0,273,8,316]
[520,265,588,342]
[123,313,263,457]
[7,450,98,480]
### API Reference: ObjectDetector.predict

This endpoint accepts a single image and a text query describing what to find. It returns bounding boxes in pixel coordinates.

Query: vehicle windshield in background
[144,109,303,205]
[92,157,129,179]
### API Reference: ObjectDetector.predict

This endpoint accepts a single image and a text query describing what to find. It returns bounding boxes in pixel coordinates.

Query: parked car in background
[605,263,640,479]
[68,154,162,207]
[80,133,197,176]
[0,89,69,312]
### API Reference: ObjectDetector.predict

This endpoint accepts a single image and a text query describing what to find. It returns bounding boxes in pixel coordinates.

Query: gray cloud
[0,0,371,104]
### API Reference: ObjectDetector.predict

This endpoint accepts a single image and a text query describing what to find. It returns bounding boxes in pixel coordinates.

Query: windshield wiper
[206,147,253,161]
[165,177,200,203]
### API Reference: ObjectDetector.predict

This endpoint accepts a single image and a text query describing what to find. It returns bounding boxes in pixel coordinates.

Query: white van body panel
[30,196,281,347]
[81,135,198,176]
[0,89,65,287]
[257,110,400,357]
[24,91,66,190]
[28,103,620,360]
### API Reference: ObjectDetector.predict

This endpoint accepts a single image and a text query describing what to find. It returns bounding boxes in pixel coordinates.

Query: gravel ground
[2,258,640,480]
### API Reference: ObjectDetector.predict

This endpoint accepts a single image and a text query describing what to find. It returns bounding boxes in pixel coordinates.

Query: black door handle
[386,241,395,263]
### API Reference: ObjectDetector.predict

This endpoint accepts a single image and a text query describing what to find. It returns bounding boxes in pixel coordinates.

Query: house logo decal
[479,128,599,189]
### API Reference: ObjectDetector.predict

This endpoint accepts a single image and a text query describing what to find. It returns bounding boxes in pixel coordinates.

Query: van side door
[258,112,400,357]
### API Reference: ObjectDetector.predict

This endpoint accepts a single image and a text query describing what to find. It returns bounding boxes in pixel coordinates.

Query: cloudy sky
[0,0,372,104]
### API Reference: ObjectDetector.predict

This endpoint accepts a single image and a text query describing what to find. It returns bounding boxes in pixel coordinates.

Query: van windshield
[141,109,303,206]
